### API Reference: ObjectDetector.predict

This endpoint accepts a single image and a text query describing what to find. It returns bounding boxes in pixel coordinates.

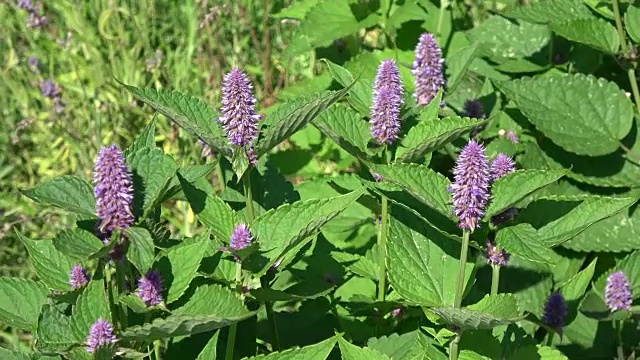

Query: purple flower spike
[449,140,490,231]
[542,291,567,333]
[463,99,485,119]
[94,145,135,233]
[86,318,117,353]
[372,172,383,182]
[219,68,261,165]
[28,56,39,73]
[491,153,516,181]
[412,33,445,106]
[370,60,404,145]
[506,130,519,144]
[136,270,163,306]
[485,241,509,267]
[69,265,90,289]
[40,80,61,98]
[230,223,253,251]
[605,271,632,311]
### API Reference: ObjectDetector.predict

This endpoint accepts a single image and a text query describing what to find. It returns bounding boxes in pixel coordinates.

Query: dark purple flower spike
[86,318,117,353]
[412,33,445,106]
[136,270,164,306]
[542,291,567,333]
[94,145,135,233]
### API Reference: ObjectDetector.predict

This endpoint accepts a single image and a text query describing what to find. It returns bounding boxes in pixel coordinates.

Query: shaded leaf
[128,147,179,216]
[0,277,48,330]
[243,336,337,360]
[495,224,555,267]
[125,227,156,274]
[160,237,208,303]
[338,336,391,360]
[53,228,105,262]
[19,233,73,291]
[70,280,111,341]
[313,104,372,160]
[432,294,523,330]
[23,176,95,217]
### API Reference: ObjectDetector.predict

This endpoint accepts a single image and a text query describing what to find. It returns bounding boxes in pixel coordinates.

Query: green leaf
[22,176,96,217]
[160,163,218,202]
[231,149,250,180]
[312,104,372,160]
[485,169,566,218]
[368,163,453,219]
[0,348,33,360]
[445,45,479,93]
[625,5,640,44]
[559,258,597,302]
[337,336,391,360]
[18,233,73,291]
[160,237,208,303]
[256,86,353,157]
[551,18,619,53]
[173,284,249,317]
[367,330,447,360]
[272,0,320,19]
[196,330,220,360]
[242,336,337,360]
[0,277,48,330]
[119,295,159,314]
[53,228,105,262]
[120,84,230,157]
[539,195,639,247]
[387,212,474,307]
[250,189,363,274]
[495,224,556,267]
[559,206,640,252]
[502,0,594,24]
[431,294,523,330]
[128,147,179,216]
[332,251,378,281]
[120,313,256,341]
[396,116,485,163]
[387,0,427,29]
[126,117,157,157]
[70,280,111,341]
[321,59,372,116]
[495,74,634,156]
[35,305,76,352]
[125,227,156,274]
[180,174,239,242]
[467,16,550,62]
[509,345,569,360]
[592,251,640,301]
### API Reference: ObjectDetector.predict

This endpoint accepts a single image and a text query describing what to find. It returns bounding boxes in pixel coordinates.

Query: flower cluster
[219,68,261,165]
[449,140,491,230]
[39,79,65,113]
[542,291,567,333]
[28,55,39,73]
[86,318,117,353]
[605,271,632,311]
[463,99,485,119]
[485,241,509,267]
[412,33,445,106]
[17,0,46,28]
[69,265,90,289]
[94,145,135,234]
[370,60,404,145]
[230,223,253,251]
[490,153,516,181]
[136,270,164,306]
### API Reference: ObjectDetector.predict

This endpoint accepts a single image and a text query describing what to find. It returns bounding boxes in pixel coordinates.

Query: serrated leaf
[509,344,569,360]
[625,5,640,44]
[126,118,157,157]
[256,85,353,157]
[592,250,640,301]
[22,176,95,217]
[35,305,75,352]
[467,16,550,62]
[249,285,334,302]
[369,163,453,219]
[70,280,111,341]
[119,295,159,314]
[249,189,363,274]
[367,330,446,360]
[313,104,372,159]
[338,336,391,360]
[387,0,427,29]
[486,169,566,218]
[0,278,48,330]
[120,84,230,157]
[321,59,372,116]
[495,224,555,267]
[432,294,523,330]
[160,238,208,303]
[125,227,156,274]
[243,336,337,360]
[446,45,479,93]
[272,0,320,19]
[539,195,639,247]
[174,284,248,317]
[396,116,485,163]
[559,258,596,302]
[128,147,179,216]
[0,348,32,360]
[196,330,220,360]
[551,18,619,53]
[387,211,474,307]
[179,174,239,242]
[160,163,218,202]
[120,313,256,341]
[53,228,105,262]
[332,251,378,281]
[19,233,73,291]
[502,0,594,24]
[495,74,634,156]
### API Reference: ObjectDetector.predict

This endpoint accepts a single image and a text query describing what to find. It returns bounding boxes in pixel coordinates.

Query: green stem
[154,340,162,360]
[612,0,628,54]
[215,157,226,192]
[454,231,470,308]
[115,262,128,330]
[546,333,554,347]
[104,265,118,330]
[448,332,460,360]
[490,264,500,296]
[377,197,389,302]
[242,172,255,223]
[436,0,449,38]
[225,262,243,360]
[261,277,281,351]
[613,0,640,114]
[616,320,624,360]
[627,67,640,114]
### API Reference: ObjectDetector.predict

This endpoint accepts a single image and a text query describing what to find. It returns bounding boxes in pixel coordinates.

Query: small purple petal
[506,130,519,144]
[485,241,509,267]
[69,265,90,289]
[136,270,164,306]
[230,223,253,251]
[86,318,117,353]
[490,153,516,181]
[605,271,632,311]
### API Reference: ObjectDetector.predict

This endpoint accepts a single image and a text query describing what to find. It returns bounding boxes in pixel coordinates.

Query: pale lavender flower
[86,318,117,353]
[230,223,253,251]
[53,96,65,114]
[490,153,516,181]
[94,145,135,233]
[605,271,632,311]
[218,68,261,165]
[391,307,403,318]
[463,99,485,119]
[485,241,509,267]
[449,140,490,230]
[56,31,72,48]
[27,55,39,73]
[199,140,215,158]
[136,270,163,306]
[40,80,61,98]
[19,1,46,28]
[17,0,33,9]
[412,33,445,106]
[542,291,567,333]
[370,60,404,144]
[506,130,519,144]
[69,265,90,289]
[372,172,383,182]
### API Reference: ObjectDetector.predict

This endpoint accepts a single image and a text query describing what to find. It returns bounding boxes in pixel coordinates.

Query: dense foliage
[3,0,640,359]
